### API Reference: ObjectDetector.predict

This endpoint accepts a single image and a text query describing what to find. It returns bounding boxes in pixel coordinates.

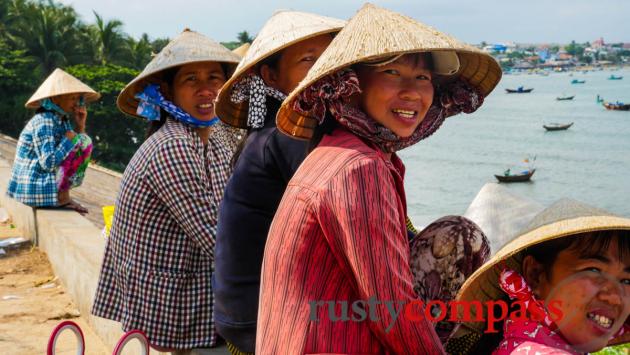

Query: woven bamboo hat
[215,10,346,128]
[455,198,630,345]
[232,42,251,58]
[25,68,100,109]
[117,29,241,118]
[276,3,502,140]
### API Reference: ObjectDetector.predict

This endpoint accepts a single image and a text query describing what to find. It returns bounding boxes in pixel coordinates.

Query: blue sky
[59,0,629,44]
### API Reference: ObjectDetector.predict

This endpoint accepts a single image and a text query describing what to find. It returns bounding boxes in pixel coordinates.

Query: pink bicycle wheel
[47,320,85,355]
[113,329,150,355]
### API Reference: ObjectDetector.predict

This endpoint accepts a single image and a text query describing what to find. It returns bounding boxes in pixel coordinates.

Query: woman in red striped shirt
[257,4,502,354]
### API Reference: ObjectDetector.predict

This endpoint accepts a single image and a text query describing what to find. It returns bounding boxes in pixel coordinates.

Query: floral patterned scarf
[292,68,485,153]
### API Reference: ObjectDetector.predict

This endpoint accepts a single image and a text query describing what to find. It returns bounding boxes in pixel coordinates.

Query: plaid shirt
[92,118,234,349]
[6,111,76,206]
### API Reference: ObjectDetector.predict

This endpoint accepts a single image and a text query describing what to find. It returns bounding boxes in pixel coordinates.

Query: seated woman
[454,199,630,354]
[6,68,100,213]
[91,29,241,353]
[213,10,344,355]
[257,4,502,354]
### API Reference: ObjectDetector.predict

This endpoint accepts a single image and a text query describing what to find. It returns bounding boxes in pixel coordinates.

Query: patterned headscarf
[135,84,219,128]
[292,68,485,153]
[230,74,287,129]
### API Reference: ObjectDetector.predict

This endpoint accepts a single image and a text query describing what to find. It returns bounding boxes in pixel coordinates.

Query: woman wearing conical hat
[91,29,240,352]
[6,69,100,213]
[453,199,630,354]
[257,3,501,354]
[212,10,344,355]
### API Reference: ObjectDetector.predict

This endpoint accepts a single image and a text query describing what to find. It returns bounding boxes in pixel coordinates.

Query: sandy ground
[0,245,109,355]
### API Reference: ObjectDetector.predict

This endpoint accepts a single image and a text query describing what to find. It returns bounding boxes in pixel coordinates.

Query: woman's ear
[259,64,278,87]
[160,82,172,101]
[522,255,547,298]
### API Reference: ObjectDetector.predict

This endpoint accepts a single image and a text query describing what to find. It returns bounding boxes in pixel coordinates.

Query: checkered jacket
[92,118,234,349]
[6,111,76,206]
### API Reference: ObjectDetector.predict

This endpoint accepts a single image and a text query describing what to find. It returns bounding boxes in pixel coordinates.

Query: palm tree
[91,11,127,65]
[125,33,153,69]
[7,0,84,75]
[237,30,254,44]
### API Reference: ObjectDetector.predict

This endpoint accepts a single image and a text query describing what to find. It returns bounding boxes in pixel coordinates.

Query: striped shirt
[257,128,444,354]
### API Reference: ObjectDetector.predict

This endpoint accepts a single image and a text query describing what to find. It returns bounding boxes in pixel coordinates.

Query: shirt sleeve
[319,157,444,354]
[31,114,77,172]
[146,138,218,259]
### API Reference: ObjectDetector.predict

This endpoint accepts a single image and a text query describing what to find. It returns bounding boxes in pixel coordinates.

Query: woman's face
[261,34,333,95]
[529,238,630,352]
[52,93,82,113]
[355,54,434,138]
[171,61,226,120]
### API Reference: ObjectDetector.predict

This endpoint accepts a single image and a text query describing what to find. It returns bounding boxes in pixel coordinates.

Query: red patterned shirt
[257,128,444,354]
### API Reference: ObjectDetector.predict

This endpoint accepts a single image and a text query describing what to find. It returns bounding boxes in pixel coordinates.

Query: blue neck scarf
[135,84,218,128]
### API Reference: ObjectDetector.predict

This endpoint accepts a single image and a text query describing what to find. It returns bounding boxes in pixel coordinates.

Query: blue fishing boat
[571,79,585,84]
[608,75,623,80]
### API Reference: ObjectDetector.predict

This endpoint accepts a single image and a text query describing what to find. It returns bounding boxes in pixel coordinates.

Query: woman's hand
[65,130,77,141]
[73,106,87,133]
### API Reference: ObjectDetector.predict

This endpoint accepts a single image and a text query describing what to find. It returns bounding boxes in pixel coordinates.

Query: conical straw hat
[215,10,346,128]
[232,42,251,58]
[25,68,100,109]
[117,29,241,118]
[455,198,630,346]
[276,3,502,140]
[463,183,545,253]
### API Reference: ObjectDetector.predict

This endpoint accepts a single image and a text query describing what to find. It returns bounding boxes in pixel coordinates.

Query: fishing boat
[543,122,573,131]
[495,169,536,183]
[603,102,630,111]
[608,75,623,80]
[506,86,533,93]
[556,95,575,101]
[571,79,586,84]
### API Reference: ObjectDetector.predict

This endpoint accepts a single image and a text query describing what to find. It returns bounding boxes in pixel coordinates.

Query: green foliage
[594,343,630,355]
[0,37,39,137]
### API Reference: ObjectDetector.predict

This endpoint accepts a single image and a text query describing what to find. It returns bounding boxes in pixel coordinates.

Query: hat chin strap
[40,98,69,118]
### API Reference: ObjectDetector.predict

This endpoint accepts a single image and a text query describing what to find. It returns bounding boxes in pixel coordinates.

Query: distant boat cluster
[497,70,627,183]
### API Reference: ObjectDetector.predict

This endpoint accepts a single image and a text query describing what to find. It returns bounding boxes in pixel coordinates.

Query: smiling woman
[455,199,630,354]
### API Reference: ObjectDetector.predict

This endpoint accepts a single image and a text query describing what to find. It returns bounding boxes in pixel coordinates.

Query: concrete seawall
[0,134,226,354]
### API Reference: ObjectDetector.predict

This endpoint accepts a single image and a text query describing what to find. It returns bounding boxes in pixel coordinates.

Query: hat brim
[26,91,101,109]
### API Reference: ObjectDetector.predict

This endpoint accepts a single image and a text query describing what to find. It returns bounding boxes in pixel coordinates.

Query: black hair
[524,230,630,278]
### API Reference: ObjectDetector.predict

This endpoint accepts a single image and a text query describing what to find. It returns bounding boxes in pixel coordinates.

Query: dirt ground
[0,245,109,355]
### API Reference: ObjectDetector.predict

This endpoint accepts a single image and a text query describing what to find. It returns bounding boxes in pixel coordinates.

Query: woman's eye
[301,56,315,62]
[384,69,399,75]
[185,75,196,82]
[417,74,431,81]
[621,279,630,286]
[583,267,601,274]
